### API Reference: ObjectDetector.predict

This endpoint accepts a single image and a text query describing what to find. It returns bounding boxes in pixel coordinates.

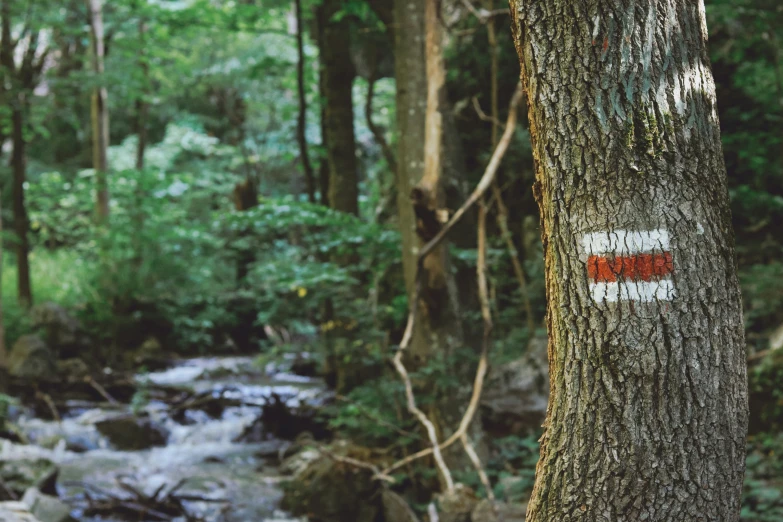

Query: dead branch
[34,390,60,422]
[313,442,395,483]
[458,203,494,501]
[381,86,523,481]
[391,347,454,490]
[472,97,504,128]
[460,0,509,23]
[85,376,118,404]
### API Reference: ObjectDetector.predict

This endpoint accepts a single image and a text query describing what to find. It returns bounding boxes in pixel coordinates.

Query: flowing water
[3,356,323,522]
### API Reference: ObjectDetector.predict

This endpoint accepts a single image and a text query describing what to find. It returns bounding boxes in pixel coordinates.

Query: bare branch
[381,86,524,480]
[472,96,505,128]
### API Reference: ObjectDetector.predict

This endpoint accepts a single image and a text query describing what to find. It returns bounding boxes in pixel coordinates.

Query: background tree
[319,0,358,215]
[509,1,748,520]
[87,0,110,221]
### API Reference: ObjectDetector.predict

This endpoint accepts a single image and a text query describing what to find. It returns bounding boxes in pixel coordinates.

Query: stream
[2,356,326,522]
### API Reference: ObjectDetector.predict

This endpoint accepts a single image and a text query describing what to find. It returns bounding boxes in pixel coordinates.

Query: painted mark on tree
[582,229,676,303]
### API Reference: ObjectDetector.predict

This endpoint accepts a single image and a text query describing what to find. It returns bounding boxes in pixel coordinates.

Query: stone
[21,489,74,522]
[381,490,420,522]
[30,303,85,359]
[55,359,89,382]
[94,414,168,451]
[8,337,57,381]
[280,442,381,522]
[0,501,41,522]
[481,335,549,436]
[0,457,58,500]
[438,484,478,522]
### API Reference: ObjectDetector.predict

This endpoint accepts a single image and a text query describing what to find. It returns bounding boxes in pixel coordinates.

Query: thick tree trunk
[295,0,316,203]
[508,1,748,520]
[88,0,110,221]
[320,0,358,215]
[11,104,32,309]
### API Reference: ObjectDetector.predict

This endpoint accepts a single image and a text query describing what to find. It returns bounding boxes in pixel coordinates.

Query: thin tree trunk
[135,18,148,171]
[11,103,32,308]
[485,1,535,333]
[295,0,316,203]
[509,1,748,520]
[0,188,7,393]
[320,0,358,215]
[88,0,110,221]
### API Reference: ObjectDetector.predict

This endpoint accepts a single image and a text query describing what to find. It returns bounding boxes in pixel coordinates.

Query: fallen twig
[85,376,118,404]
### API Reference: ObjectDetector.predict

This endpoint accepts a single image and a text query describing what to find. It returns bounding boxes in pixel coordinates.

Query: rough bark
[88,0,110,221]
[295,0,316,203]
[508,1,748,521]
[320,0,358,215]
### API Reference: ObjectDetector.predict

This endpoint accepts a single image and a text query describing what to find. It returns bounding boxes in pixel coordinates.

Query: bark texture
[88,0,110,221]
[508,2,748,521]
[320,0,358,215]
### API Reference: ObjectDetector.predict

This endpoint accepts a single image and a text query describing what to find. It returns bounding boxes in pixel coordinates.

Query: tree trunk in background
[509,1,748,520]
[135,18,148,171]
[11,104,32,309]
[0,189,7,393]
[88,0,110,221]
[295,0,316,203]
[394,0,482,483]
[320,0,358,215]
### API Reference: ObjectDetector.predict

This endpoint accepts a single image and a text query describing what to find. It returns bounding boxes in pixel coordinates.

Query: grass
[1,248,94,347]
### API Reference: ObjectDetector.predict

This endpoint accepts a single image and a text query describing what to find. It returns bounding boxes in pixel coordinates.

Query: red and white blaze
[582,229,675,303]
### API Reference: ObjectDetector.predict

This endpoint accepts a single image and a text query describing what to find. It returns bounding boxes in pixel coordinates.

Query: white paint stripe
[589,280,676,303]
[581,229,670,255]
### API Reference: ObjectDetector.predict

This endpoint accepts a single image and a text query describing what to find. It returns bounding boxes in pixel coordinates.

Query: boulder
[8,336,57,381]
[381,490,420,522]
[94,414,168,450]
[280,442,381,522]
[481,335,549,436]
[0,501,41,522]
[21,489,75,522]
[55,359,89,382]
[30,303,86,359]
[438,484,478,522]
[0,457,58,500]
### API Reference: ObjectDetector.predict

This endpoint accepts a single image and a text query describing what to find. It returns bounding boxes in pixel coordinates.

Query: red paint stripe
[587,252,673,283]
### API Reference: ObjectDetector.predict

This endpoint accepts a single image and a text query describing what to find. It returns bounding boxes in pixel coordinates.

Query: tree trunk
[320,0,358,215]
[508,2,748,520]
[295,0,316,203]
[88,0,110,221]
[394,0,485,485]
[11,103,32,309]
[0,187,6,393]
[135,18,148,171]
